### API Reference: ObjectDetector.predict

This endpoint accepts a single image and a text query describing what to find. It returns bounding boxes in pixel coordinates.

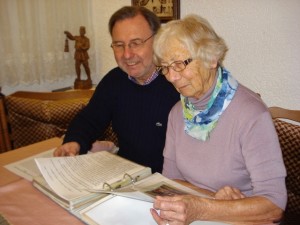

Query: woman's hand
[150,188,281,225]
[214,186,245,200]
[150,186,245,225]
[151,195,201,225]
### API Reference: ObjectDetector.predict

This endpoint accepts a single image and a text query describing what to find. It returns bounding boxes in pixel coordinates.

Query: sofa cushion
[273,118,300,221]
[6,96,89,148]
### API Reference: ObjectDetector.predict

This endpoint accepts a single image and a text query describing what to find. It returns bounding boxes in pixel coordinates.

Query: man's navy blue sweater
[64,67,179,173]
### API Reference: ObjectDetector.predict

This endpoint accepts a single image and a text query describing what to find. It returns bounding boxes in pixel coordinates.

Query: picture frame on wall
[131,0,180,23]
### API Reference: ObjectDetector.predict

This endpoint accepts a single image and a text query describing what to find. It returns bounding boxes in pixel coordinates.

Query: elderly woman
[150,15,287,225]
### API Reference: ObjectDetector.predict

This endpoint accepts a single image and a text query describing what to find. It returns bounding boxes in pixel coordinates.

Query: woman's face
[160,39,217,99]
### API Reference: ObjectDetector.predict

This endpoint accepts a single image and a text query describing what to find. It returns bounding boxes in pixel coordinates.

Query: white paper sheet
[83,195,156,225]
[34,151,147,201]
[4,148,55,181]
[82,195,229,225]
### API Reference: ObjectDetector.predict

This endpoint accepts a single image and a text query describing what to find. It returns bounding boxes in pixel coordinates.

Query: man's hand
[53,142,80,157]
[89,141,117,153]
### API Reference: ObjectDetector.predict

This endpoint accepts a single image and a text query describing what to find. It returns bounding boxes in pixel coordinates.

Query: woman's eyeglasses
[157,58,193,75]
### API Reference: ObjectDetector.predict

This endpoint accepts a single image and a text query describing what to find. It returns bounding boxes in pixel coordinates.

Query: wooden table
[0,137,85,225]
[0,137,62,187]
[0,138,229,225]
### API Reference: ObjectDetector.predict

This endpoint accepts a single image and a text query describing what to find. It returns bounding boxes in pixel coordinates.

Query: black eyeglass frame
[157,58,193,75]
[110,34,154,52]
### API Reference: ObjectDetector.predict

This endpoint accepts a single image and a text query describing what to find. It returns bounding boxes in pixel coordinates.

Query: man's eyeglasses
[157,58,193,75]
[111,34,154,53]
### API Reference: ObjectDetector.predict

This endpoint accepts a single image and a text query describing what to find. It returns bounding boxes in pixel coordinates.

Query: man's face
[111,14,156,84]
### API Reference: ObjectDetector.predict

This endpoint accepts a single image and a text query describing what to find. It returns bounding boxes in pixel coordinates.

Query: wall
[3,0,300,109]
[181,0,300,109]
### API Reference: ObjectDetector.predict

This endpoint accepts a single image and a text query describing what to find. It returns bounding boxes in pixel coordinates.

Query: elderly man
[54,6,180,173]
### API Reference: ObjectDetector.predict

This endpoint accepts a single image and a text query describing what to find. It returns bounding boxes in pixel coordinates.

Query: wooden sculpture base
[74,79,92,90]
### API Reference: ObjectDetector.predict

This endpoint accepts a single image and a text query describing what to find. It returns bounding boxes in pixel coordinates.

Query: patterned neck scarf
[181,67,238,141]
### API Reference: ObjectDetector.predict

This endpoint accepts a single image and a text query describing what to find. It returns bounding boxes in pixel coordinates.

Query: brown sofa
[269,107,300,224]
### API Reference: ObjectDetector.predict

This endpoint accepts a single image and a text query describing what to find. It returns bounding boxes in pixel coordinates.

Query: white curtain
[0,0,94,87]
